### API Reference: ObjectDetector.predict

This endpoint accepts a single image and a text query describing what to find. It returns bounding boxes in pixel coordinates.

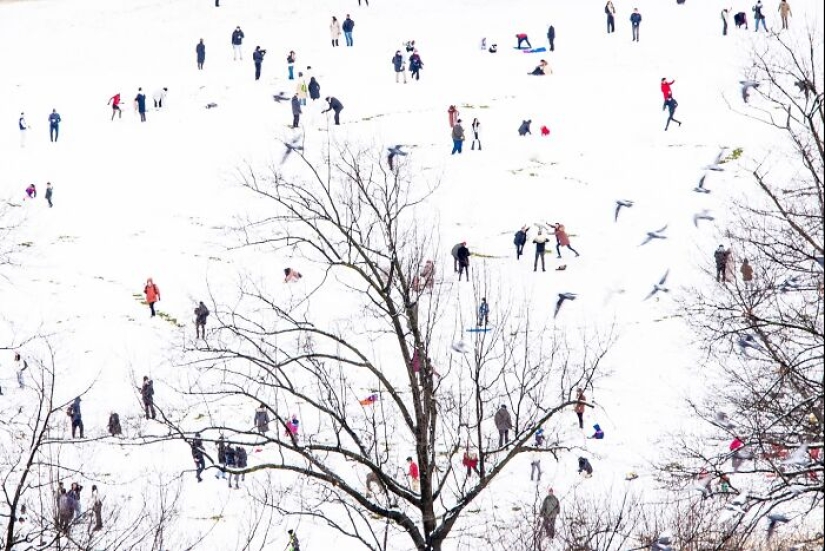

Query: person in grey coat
[291,93,302,128]
[494,404,513,447]
[539,488,560,539]
[254,403,270,433]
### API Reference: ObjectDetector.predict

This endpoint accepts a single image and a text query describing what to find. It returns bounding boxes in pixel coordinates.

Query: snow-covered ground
[2,0,823,548]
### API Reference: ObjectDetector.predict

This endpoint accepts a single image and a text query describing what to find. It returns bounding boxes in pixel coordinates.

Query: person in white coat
[18,112,28,147]
[153,87,168,109]
[330,16,341,47]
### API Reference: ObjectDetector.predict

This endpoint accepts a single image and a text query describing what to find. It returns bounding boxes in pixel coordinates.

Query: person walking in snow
[322,96,344,125]
[144,278,160,317]
[192,440,205,482]
[18,112,28,147]
[533,229,549,272]
[530,451,542,481]
[295,72,308,105]
[342,14,355,46]
[287,50,296,80]
[406,457,420,492]
[740,258,754,288]
[134,89,147,122]
[141,376,156,420]
[663,97,681,130]
[456,242,471,281]
[291,93,302,128]
[253,46,267,80]
[196,39,206,69]
[514,226,528,259]
[152,87,168,109]
[69,397,84,438]
[451,119,465,154]
[477,297,490,327]
[630,8,642,42]
[721,8,731,35]
[194,301,209,338]
[578,456,593,477]
[470,118,481,150]
[539,488,560,540]
[660,78,675,108]
[254,403,270,433]
[330,16,341,47]
[552,223,580,258]
[605,1,616,33]
[409,50,423,81]
[308,76,321,101]
[494,404,513,447]
[89,485,103,532]
[48,109,61,142]
[547,25,556,51]
[392,51,407,83]
[108,93,122,120]
[45,182,54,208]
[753,1,767,31]
[778,0,791,29]
[232,26,245,60]
[574,388,587,429]
[714,245,731,282]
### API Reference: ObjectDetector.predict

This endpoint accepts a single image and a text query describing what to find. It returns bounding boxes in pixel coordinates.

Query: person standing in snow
[605,1,616,33]
[153,87,168,109]
[494,404,513,447]
[552,223,580,258]
[48,109,61,142]
[14,352,27,389]
[574,388,587,429]
[456,242,471,281]
[409,49,423,81]
[196,39,206,69]
[134,89,147,122]
[539,488,560,539]
[233,446,247,488]
[291,93,302,128]
[530,451,542,481]
[514,226,528,259]
[714,245,731,282]
[254,403,270,433]
[406,457,420,492]
[304,78,319,102]
[143,278,160,317]
[141,376,156,420]
[721,8,731,35]
[660,78,675,108]
[108,93,122,120]
[451,242,462,272]
[295,72,308,105]
[194,301,209,338]
[192,440,205,482]
[69,397,84,438]
[287,50,296,80]
[215,435,227,479]
[533,229,549,272]
[547,25,556,51]
[89,485,102,532]
[224,444,237,488]
[630,8,642,42]
[253,46,267,81]
[45,182,54,208]
[663,97,681,130]
[470,118,481,150]
[477,297,490,327]
[740,258,754,288]
[392,51,407,83]
[18,112,28,147]
[322,96,344,125]
[108,411,122,436]
[778,0,791,29]
[753,1,767,31]
[342,14,355,46]
[288,529,301,551]
[232,26,245,60]
[330,16,341,47]
[451,119,465,154]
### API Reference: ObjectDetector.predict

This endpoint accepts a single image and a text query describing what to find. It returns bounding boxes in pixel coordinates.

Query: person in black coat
[547,25,556,51]
[513,226,528,259]
[253,46,266,80]
[196,39,206,70]
[578,457,593,477]
[518,119,532,136]
[408,50,423,81]
[664,97,681,130]
[456,242,471,281]
[308,77,321,100]
[322,96,344,125]
[291,93,302,128]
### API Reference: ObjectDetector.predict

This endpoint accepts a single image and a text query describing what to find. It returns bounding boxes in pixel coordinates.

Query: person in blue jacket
[342,15,355,46]
[232,26,245,60]
[588,424,605,439]
[48,109,61,142]
[392,51,406,83]
[322,96,344,125]
[547,25,556,51]
[196,39,206,70]
[477,297,490,327]
[134,89,147,122]
[514,226,528,259]
[630,8,642,42]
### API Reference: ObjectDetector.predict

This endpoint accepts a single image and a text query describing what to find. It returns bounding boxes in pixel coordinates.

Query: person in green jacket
[539,488,560,540]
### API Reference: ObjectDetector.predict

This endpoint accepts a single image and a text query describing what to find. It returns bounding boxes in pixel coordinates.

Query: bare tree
[176,144,614,551]
[672,26,824,543]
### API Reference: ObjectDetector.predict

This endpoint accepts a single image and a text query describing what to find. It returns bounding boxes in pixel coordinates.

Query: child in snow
[515,33,532,49]
[518,120,532,135]
[25,184,37,199]
[463,445,479,476]
[284,268,303,283]
[588,424,604,439]
[477,298,490,327]
[144,278,160,317]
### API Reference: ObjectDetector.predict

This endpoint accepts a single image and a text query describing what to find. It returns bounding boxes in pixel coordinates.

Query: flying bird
[280,136,304,165]
[737,333,766,356]
[740,80,760,103]
[703,149,727,171]
[387,145,409,170]
[554,292,577,318]
[693,209,715,227]
[778,275,803,293]
[614,200,634,222]
[694,174,711,194]
[766,512,790,539]
[640,225,668,246]
[644,270,670,300]
[713,411,736,430]
[272,92,289,103]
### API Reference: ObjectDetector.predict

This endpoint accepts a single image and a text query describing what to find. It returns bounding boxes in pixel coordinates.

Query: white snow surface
[1,0,823,548]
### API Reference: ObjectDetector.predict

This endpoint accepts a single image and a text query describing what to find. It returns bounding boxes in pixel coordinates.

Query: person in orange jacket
[144,278,161,317]
[551,223,580,259]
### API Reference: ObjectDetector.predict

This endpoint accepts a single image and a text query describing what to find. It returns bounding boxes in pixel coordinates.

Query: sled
[515,47,547,53]
[466,327,492,333]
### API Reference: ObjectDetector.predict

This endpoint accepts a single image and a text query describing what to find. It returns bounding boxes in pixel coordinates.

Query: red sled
[541,125,550,136]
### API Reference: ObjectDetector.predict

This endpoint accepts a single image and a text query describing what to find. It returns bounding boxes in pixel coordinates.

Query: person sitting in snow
[515,33,532,49]
[25,184,37,199]
[588,424,604,439]
[529,60,549,75]
[578,456,593,477]
[518,120,532,136]
[488,43,498,53]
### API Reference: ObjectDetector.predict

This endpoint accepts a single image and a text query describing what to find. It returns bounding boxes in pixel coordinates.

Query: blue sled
[466,327,492,333]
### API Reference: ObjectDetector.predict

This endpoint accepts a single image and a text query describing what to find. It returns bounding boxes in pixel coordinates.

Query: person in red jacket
[144,278,160,317]
[109,93,122,120]
[406,457,420,492]
[660,78,674,107]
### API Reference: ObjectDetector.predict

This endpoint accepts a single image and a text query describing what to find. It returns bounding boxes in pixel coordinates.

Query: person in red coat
[109,93,122,120]
[144,278,160,317]
[406,457,420,491]
[660,78,675,107]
